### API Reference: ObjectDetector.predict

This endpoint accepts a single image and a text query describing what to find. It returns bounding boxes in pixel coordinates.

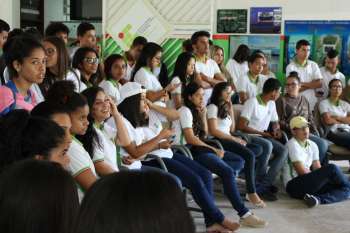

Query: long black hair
[0,160,79,233]
[74,171,195,233]
[209,82,230,119]
[172,52,196,90]
[233,44,250,63]
[117,94,148,128]
[80,87,103,157]
[183,82,206,139]
[104,54,125,80]
[0,110,65,172]
[131,42,162,81]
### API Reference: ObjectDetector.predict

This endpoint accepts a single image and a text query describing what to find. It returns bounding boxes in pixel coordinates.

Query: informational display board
[250,7,282,34]
[285,20,350,76]
[217,9,247,33]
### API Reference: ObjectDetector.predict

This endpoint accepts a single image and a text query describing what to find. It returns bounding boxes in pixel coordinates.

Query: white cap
[118,82,146,105]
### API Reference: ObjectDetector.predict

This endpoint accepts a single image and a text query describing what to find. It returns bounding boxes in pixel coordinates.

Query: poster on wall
[285,20,350,76]
[229,35,281,74]
[217,9,247,33]
[250,7,282,34]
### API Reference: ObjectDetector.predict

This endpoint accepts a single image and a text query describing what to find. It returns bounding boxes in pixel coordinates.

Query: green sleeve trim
[72,167,90,177]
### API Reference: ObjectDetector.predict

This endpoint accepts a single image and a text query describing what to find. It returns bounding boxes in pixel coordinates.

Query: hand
[146,99,154,109]
[215,149,225,158]
[232,136,247,146]
[165,83,181,93]
[108,97,119,117]
[261,131,273,138]
[158,128,174,140]
[122,156,136,165]
[197,105,207,118]
[159,140,171,149]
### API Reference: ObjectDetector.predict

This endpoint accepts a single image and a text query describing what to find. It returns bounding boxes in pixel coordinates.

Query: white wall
[214,0,350,33]
[0,0,20,29]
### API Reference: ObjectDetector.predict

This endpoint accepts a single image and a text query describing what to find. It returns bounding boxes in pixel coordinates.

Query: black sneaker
[259,191,278,202]
[303,194,319,208]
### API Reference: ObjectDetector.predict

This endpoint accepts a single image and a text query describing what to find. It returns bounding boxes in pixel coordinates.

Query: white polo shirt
[207,103,232,136]
[134,67,163,92]
[319,67,346,97]
[195,57,221,105]
[286,137,319,181]
[125,62,134,81]
[141,125,173,159]
[319,98,350,132]
[236,72,268,99]
[173,106,193,145]
[225,59,249,86]
[99,79,121,104]
[67,137,100,201]
[66,68,87,93]
[286,59,323,110]
[240,96,279,132]
[94,123,119,172]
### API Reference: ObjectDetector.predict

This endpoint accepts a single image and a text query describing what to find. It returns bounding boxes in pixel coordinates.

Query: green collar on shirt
[107,79,119,88]
[194,53,208,63]
[72,135,83,146]
[93,122,104,131]
[248,71,259,85]
[328,98,340,107]
[143,66,153,74]
[294,57,308,67]
[256,94,267,106]
[296,138,310,148]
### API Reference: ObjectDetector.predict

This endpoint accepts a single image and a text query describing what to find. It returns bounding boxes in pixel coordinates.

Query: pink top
[0,85,37,114]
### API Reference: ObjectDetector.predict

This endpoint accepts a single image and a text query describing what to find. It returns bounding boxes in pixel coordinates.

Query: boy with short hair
[70,22,97,59]
[45,22,70,44]
[286,39,323,110]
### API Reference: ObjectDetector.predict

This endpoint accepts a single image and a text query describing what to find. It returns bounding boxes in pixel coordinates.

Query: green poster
[217,9,247,33]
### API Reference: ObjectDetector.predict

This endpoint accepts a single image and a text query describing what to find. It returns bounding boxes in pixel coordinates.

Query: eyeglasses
[45,48,56,56]
[330,85,342,90]
[84,57,99,64]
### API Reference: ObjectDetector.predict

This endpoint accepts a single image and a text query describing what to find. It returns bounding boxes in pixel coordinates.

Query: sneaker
[303,194,319,208]
[259,191,278,201]
[240,213,268,228]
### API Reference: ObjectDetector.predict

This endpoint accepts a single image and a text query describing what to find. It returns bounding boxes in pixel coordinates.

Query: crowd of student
[0,18,350,233]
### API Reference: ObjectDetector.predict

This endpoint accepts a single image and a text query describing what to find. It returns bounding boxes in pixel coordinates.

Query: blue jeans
[188,146,249,217]
[217,138,263,194]
[249,136,288,186]
[309,134,328,164]
[286,164,350,204]
[328,130,350,150]
[140,165,182,187]
[142,153,225,227]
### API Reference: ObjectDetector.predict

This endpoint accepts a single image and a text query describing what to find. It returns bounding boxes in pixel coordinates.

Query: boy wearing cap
[286,116,350,207]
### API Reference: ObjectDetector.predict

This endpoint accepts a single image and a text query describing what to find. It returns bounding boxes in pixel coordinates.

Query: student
[173,82,267,228]
[0,160,79,233]
[0,19,10,51]
[207,82,267,207]
[72,47,100,92]
[99,54,126,104]
[191,31,225,104]
[70,22,97,59]
[286,116,350,207]
[276,72,328,164]
[46,81,107,200]
[318,49,346,98]
[238,78,288,201]
[80,86,131,172]
[0,109,70,171]
[262,56,276,79]
[132,42,178,103]
[122,36,147,82]
[225,44,250,87]
[210,45,235,89]
[169,52,196,109]
[0,36,46,115]
[74,171,195,233]
[286,39,323,110]
[40,36,80,96]
[237,52,268,104]
[319,79,350,149]
[45,22,70,45]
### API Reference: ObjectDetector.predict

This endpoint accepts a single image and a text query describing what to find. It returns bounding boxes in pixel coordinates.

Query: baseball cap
[118,82,146,105]
[290,116,309,129]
